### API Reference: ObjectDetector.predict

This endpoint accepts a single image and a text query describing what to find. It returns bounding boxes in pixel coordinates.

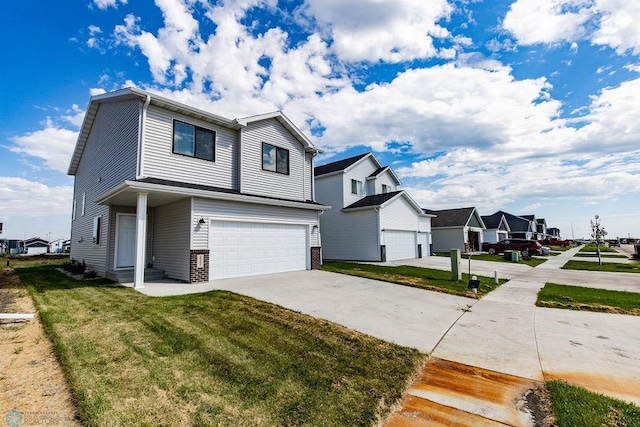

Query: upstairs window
[382,184,388,193]
[173,120,215,161]
[351,179,364,195]
[262,143,289,175]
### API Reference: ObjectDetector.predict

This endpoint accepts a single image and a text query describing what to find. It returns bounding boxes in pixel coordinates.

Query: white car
[540,246,551,255]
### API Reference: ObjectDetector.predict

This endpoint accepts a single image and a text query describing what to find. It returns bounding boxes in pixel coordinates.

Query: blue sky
[1,0,640,242]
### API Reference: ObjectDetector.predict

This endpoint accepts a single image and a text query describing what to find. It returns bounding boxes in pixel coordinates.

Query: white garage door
[384,230,417,261]
[210,221,308,279]
[26,246,48,255]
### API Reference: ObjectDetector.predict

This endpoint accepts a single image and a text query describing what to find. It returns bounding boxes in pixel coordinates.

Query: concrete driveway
[134,269,475,352]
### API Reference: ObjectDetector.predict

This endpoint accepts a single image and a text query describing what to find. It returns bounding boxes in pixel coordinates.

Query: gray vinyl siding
[379,197,421,231]
[320,208,380,261]
[342,157,378,207]
[153,199,191,281]
[192,198,320,249]
[70,99,140,275]
[431,228,466,253]
[304,153,313,201]
[143,105,238,189]
[240,119,307,201]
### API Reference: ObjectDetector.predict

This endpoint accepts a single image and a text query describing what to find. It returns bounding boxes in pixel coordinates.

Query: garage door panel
[385,231,417,261]
[210,221,308,279]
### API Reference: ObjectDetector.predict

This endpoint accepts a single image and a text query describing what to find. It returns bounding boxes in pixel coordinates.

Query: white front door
[116,214,136,268]
[210,221,308,279]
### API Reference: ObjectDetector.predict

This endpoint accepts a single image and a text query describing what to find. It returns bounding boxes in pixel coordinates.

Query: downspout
[375,207,382,261]
[136,94,151,179]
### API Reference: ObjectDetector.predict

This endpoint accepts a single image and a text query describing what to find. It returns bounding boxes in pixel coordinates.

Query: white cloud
[0,177,73,217]
[9,118,78,174]
[504,0,640,55]
[298,0,453,62]
[503,0,594,45]
[92,0,127,10]
[591,0,640,54]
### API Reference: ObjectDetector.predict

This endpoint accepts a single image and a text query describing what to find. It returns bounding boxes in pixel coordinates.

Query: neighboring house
[535,218,548,240]
[50,239,69,253]
[495,211,535,240]
[547,227,561,238]
[0,238,7,254]
[521,215,543,240]
[424,207,486,253]
[8,239,21,255]
[314,153,433,261]
[481,212,510,244]
[22,237,50,255]
[68,88,328,288]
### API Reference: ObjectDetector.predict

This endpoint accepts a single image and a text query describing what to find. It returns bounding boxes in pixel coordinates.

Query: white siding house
[68,88,328,288]
[314,153,433,261]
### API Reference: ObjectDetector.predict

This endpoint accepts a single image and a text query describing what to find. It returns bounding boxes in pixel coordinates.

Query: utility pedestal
[450,249,462,281]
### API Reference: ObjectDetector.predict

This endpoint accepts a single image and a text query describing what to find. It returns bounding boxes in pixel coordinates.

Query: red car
[483,239,543,257]
[548,238,572,247]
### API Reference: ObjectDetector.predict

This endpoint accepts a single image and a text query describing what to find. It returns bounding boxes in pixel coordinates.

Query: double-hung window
[382,184,388,193]
[351,179,364,195]
[173,120,215,161]
[262,143,289,175]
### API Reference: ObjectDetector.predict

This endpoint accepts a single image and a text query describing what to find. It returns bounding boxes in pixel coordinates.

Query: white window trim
[72,198,77,221]
[351,179,364,196]
[81,192,86,217]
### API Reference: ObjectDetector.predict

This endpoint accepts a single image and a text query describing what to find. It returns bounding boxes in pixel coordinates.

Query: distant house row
[66,88,564,288]
[0,238,70,255]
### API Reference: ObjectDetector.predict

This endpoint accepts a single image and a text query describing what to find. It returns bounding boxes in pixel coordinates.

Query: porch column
[134,192,148,289]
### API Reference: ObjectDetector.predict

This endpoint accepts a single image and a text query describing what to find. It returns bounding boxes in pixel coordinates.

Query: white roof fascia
[96,181,330,211]
[235,111,322,154]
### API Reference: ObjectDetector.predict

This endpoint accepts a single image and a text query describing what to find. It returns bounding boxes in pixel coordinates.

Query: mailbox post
[450,249,461,281]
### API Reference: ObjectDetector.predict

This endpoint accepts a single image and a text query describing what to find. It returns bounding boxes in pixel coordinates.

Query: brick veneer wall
[311,247,322,269]
[189,249,209,283]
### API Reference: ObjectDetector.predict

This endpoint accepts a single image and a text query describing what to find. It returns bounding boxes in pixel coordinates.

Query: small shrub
[84,270,98,279]
[62,259,87,275]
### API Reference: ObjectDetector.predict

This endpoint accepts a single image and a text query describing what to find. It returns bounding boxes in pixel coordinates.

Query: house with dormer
[68,88,328,288]
[314,153,433,261]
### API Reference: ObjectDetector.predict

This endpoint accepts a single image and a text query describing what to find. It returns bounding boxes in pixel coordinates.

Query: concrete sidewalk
[430,245,640,404]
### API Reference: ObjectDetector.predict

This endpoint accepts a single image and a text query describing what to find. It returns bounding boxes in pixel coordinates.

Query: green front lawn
[562,260,640,273]
[322,262,505,298]
[548,380,640,426]
[573,253,629,258]
[579,244,618,253]
[16,263,423,426]
[536,283,640,315]
[434,252,547,267]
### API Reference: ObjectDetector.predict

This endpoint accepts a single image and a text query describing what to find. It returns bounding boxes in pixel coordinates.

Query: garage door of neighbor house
[384,230,417,261]
[210,221,308,279]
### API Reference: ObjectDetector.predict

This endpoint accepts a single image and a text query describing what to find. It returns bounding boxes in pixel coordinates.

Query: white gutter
[96,180,331,211]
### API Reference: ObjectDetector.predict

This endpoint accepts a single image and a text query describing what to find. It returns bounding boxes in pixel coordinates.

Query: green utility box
[450,249,462,281]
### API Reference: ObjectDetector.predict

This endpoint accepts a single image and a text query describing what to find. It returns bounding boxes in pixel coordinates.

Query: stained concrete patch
[385,358,539,427]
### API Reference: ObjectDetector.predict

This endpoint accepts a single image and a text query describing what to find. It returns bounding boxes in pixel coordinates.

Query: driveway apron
[389,246,640,426]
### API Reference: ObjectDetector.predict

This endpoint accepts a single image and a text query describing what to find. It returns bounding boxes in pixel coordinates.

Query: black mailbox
[467,279,480,289]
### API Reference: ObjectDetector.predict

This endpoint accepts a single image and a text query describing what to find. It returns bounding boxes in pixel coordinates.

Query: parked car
[483,239,543,258]
[548,238,572,247]
[609,239,620,247]
[540,246,551,256]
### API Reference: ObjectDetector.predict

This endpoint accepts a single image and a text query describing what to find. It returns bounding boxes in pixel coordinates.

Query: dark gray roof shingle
[424,207,476,227]
[343,191,403,210]
[481,212,504,229]
[314,153,370,176]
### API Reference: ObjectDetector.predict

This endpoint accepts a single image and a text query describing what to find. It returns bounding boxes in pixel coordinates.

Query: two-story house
[314,153,433,261]
[68,88,328,289]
